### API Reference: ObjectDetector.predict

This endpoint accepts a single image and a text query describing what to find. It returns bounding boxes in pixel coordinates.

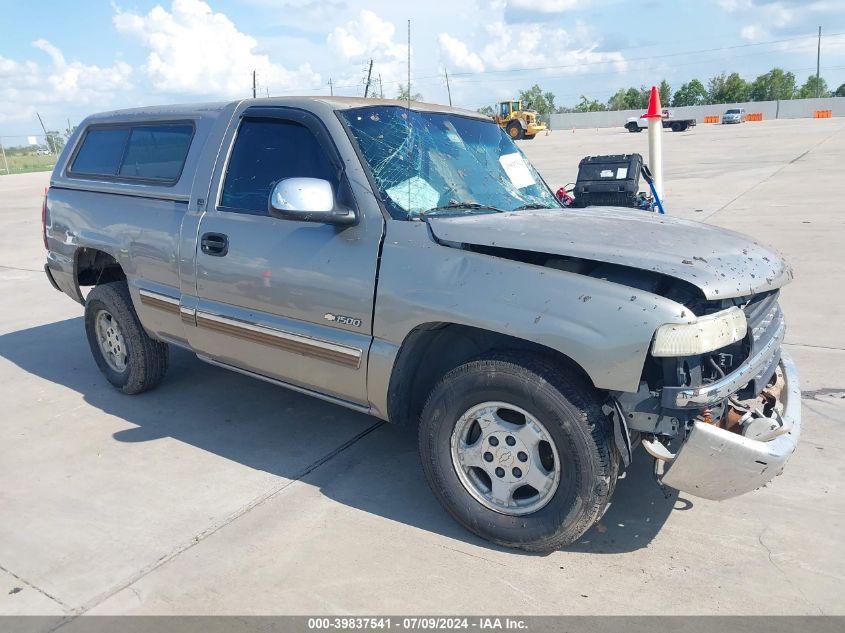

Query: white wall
[548,97,843,130]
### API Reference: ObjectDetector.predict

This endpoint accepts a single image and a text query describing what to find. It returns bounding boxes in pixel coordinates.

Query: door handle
[201,232,228,257]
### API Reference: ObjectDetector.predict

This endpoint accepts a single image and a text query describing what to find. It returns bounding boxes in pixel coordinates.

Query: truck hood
[426,207,792,301]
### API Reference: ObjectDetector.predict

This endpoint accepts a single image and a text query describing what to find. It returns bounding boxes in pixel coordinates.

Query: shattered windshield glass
[340,106,560,220]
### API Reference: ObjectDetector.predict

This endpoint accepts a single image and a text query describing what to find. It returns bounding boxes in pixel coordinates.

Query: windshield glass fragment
[340,106,560,220]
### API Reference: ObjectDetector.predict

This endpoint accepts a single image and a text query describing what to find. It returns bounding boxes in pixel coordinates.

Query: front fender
[371,221,691,402]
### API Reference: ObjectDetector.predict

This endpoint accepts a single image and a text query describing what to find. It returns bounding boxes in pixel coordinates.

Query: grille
[743,291,780,343]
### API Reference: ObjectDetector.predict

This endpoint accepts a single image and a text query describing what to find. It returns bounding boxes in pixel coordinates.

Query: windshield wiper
[512,202,554,211]
[420,203,507,218]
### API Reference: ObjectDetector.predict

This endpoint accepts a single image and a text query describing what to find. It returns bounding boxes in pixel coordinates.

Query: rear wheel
[506,122,524,140]
[84,281,169,394]
[626,122,640,133]
[671,122,682,132]
[418,353,618,552]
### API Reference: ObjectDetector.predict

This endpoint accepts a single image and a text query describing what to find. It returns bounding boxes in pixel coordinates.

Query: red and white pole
[643,86,664,202]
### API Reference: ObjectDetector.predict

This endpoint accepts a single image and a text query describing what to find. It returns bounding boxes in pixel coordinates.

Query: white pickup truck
[626,109,697,133]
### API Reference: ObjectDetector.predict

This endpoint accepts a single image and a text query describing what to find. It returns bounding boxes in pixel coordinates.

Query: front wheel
[506,122,524,140]
[419,354,618,552]
[625,122,640,133]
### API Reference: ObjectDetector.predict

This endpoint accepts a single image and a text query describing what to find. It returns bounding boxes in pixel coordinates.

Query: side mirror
[268,177,356,225]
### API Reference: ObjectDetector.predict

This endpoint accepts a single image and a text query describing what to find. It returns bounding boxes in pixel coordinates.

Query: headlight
[651,307,747,357]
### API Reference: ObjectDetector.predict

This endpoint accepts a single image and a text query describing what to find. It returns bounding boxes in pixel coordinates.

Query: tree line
[478,68,844,115]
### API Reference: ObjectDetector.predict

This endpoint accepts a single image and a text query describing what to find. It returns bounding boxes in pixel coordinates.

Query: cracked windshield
[340,106,560,220]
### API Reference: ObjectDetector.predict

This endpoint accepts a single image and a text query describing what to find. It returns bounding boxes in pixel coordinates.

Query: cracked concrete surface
[0,118,843,619]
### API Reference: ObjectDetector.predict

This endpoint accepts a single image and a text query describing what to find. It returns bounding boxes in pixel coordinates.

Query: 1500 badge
[324,313,363,327]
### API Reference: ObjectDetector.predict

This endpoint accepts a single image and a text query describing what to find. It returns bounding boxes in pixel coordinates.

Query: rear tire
[84,281,169,394]
[626,122,639,133]
[418,353,618,552]
[671,122,682,132]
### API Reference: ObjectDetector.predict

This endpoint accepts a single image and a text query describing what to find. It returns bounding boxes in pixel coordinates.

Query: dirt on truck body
[43,96,799,551]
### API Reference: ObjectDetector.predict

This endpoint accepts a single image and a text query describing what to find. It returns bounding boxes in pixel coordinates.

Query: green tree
[658,79,672,109]
[723,72,750,103]
[672,79,708,106]
[797,75,830,99]
[573,96,607,112]
[518,84,556,114]
[708,72,750,103]
[749,68,796,101]
[45,130,65,154]
[396,84,423,102]
[477,105,495,116]
[836,83,845,97]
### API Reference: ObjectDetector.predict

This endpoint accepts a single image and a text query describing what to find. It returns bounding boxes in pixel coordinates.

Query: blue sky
[1,0,844,138]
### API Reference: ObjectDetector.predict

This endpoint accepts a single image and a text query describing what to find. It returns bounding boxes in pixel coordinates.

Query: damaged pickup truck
[44,97,800,551]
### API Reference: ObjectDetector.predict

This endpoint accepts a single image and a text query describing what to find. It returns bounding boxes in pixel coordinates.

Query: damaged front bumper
[658,350,801,500]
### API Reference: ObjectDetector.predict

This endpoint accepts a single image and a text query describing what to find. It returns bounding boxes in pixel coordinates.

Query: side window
[220,118,337,215]
[119,125,193,180]
[70,128,130,176]
[69,122,193,183]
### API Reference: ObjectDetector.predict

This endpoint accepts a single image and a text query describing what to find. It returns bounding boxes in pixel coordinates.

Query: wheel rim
[95,309,128,372]
[509,127,519,138]
[450,401,561,516]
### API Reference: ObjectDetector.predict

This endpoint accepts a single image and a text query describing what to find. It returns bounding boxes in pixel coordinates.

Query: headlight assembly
[651,307,747,357]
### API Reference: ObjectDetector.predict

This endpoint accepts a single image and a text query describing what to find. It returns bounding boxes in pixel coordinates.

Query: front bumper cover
[659,350,801,500]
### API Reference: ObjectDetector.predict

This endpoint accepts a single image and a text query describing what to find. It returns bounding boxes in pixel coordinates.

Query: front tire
[506,122,524,140]
[84,282,169,394]
[419,354,618,552]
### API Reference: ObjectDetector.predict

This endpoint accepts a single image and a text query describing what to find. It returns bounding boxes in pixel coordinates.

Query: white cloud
[113,0,321,97]
[328,10,407,64]
[740,24,766,41]
[0,41,131,125]
[439,18,625,76]
[508,0,582,12]
[439,34,485,73]
[327,10,411,96]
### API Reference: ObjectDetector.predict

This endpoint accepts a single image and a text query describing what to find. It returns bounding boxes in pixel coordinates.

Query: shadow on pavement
[0,317,678,554]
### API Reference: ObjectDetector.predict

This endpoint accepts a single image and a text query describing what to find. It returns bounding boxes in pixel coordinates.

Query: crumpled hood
[427,207,792,300]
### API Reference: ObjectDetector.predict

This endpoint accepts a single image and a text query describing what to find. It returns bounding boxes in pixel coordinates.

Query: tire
[523,134,536,140]
[84,281,169,394]
[506,122,524,140]
[671,122,681,132]
[625,122,639,133]
[419,353,618,552]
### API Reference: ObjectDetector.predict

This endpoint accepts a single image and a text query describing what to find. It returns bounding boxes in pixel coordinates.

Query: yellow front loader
[492,100,547,140]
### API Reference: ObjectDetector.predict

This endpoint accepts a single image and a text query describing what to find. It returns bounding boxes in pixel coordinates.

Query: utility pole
[0,139,9,175]
[252,70,257,98]
[444,67,452,106]
[36,112,52,154]
[328,78,333,96]
[816,26,822,98]
[364,59,373,98]
[378,74,383,98]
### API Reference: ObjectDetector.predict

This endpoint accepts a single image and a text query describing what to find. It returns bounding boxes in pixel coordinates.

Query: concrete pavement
[1,119,843,618]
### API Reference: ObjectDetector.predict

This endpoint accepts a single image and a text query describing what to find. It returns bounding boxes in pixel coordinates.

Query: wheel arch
[75,247,126,291]
[385,322,596,426]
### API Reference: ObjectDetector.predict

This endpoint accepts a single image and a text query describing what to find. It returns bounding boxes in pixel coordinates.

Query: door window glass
[220,119,337,215]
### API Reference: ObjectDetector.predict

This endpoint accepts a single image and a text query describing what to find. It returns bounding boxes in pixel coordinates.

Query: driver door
[187,107,381,405]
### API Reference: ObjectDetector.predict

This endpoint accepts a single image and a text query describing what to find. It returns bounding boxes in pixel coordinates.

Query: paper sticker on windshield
[385,176,440,214]
[616,167,628,179]
[499,153,536,189]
